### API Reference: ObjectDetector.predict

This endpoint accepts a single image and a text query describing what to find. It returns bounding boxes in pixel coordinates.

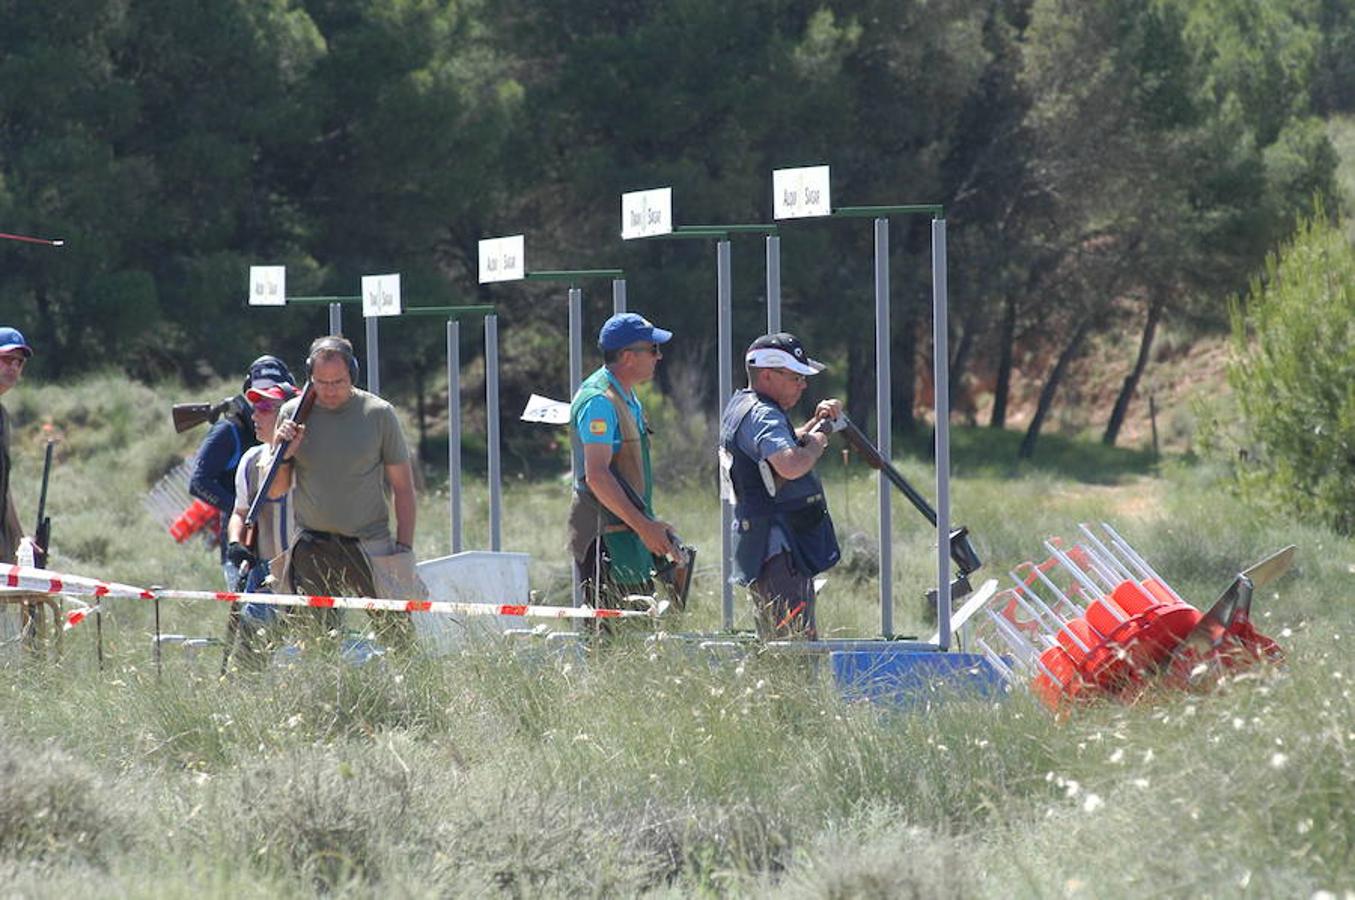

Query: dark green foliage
[0,0,1347,465]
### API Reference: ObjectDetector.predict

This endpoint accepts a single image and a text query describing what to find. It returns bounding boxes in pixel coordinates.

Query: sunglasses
[252,399,279,413]
[776,368,807,385]
[625,342,661,356]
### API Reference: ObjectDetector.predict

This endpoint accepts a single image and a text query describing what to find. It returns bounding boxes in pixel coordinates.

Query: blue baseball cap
[598,313,673,352]
[0,327,33,358]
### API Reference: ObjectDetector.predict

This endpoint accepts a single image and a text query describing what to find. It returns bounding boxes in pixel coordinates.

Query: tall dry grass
[1,373,1352,896]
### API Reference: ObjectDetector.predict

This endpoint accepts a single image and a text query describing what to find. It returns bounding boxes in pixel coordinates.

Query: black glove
[226,541,256,568]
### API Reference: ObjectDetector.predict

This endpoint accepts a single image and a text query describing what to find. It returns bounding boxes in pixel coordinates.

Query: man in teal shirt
[566,313,677,609]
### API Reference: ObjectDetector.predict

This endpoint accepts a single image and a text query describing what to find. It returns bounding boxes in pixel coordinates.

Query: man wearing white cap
[719,333,843,639]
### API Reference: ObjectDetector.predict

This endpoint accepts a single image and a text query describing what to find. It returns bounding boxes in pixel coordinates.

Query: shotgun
[606,467,696,610]
[18,441,56,645]
[817,414,983,578]
[171,396,245,433]
[33,440,53,569]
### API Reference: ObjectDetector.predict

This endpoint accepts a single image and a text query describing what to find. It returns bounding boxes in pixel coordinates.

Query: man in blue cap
[0,326,35,570]
[566,313,678,613]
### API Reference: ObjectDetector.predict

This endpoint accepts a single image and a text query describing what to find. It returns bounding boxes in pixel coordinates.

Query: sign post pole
[399,304,495,555]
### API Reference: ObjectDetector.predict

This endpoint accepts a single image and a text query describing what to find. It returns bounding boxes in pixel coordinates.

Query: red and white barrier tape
[2,562,667,628]
[1,562,154,600]
[150,588,664,620]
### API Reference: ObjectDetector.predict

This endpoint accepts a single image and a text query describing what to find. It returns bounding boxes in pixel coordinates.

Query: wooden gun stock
[172,397,239,433]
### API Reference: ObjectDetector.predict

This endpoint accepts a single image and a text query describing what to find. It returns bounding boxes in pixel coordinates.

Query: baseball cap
[244,355,298,402]
[0,327,34,358]
[598,313,673,352]
[745,333,824,376]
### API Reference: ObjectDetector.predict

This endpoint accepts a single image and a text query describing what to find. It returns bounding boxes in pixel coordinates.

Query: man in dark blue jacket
[190,356,291,587]
[719,333,842,639]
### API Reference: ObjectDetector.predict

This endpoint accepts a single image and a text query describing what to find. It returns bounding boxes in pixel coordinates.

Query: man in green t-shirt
[271,335,418,645]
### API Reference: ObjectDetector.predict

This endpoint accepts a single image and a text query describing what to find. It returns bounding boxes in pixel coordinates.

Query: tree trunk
[33,281,63,379]
[1018,317,1093,459]
[1102,298,1162,446]
[846,331,874,433]
[893,302,918,436]
[414,361,428,463]
[990,292,1017,429]
[950,309,978,425]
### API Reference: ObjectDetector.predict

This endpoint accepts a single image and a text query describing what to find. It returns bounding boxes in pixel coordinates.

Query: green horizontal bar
[679,223,778,235]
[832,205,944,218]
[640,229,728,240]
[525,269,624,281]
[400,305,495,317]
[287,295,362,304]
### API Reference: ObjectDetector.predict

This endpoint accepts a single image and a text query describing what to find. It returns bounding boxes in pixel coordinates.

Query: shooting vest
[719,389,840,584]
[566,367,654,583]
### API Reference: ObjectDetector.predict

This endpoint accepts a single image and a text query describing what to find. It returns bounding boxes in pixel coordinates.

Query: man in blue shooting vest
[720,333,842,639]
[566,313,678,612]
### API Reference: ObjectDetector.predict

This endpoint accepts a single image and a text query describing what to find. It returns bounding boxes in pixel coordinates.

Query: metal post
[875,218,893,638]
[568,287,583,397]
[933,217,951,650]
[612,277,627,315]
[718,239,734,631]
[766,235,781,333]
[365,316,380,395]
[485,315,502,551]
[447,320,462,554]
[568,287,585,608]
[328,302,342,337]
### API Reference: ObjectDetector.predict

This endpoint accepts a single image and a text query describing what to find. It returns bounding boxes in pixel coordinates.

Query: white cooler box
[414,550,531,654]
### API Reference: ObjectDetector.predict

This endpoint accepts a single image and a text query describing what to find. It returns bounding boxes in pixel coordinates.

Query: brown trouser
[289,531,413,648]
[749,551,817,640]
[576,536,653,637]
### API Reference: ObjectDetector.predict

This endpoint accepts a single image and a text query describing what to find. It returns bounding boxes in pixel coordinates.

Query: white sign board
[248,266,286,306]
[519,393,571,426]
[772,165,832,219]
[361,273,401,317]
[621,187,673,240]
[478,235,525,284]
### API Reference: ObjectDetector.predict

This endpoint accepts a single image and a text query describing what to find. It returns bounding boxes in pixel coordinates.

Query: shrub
[0,739,130,866]
[1226,204,1355,534]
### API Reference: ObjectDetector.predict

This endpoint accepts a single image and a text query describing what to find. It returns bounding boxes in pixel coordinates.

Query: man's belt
[299,529,361,545]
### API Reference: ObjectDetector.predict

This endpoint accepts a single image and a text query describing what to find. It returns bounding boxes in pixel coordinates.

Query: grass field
[2,374,1353,896]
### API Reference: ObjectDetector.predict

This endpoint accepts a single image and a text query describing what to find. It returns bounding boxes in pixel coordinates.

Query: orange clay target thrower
[967,523,1290,713]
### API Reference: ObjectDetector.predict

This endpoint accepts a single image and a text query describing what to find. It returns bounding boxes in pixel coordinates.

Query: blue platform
[829,650,1008,705]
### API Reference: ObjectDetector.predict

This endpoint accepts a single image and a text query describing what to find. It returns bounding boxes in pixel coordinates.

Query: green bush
[0,739,131,867]
[1226,204,1355,534]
